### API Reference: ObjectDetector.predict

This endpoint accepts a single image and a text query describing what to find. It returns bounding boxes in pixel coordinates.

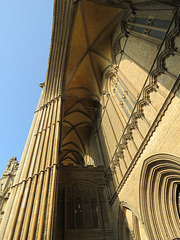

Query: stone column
[0,0,78,239]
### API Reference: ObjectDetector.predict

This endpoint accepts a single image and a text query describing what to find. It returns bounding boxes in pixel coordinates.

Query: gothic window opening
[67,197,74,229]
[176,184,180,218]
[60,183,105,231]
[75,197,83,229]
[126,16,171,41]
[91,198,99,228]
[111,74,136,120]
[83,196,91,229]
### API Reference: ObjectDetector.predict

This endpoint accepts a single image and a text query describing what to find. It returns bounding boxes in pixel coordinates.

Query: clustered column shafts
[0,0,78,238]
[44,0,78,103]
[0,95,62,240]
[0,93,45,239]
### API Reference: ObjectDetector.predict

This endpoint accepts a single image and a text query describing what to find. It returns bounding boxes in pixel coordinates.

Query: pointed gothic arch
[139,153,180,240]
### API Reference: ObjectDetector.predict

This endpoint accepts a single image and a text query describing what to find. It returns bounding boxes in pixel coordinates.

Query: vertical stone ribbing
[0,0,76,238]
[0,101,44,239]
[20,104,51,240]
[0,97,62,240]
[44,0,78,102]
[0,88,45,240]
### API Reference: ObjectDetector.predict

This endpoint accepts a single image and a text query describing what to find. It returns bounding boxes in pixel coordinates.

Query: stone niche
[56,164,116,240]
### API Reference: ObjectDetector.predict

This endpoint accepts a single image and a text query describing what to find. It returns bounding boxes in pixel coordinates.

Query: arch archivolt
[139,153,180,240]
[117,201,148,240]
[120,201,142,224]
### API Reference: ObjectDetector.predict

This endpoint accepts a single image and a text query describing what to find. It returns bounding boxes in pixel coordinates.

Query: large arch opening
[140,154,180,240]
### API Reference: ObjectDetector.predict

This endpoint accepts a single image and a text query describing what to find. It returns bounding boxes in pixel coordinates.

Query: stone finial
[39,82,45,88]
[3,157,18,177]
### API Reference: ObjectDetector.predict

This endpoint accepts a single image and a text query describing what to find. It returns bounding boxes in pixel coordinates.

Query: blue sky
[0,1,53,177]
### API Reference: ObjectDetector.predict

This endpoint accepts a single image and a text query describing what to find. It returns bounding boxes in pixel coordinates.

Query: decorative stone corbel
[104,168,113,184]
[119,101,124,107]
[110,161,116,173]
[122,94,126,100]
[114,154,120,166]
[124,133,132,141]
[102,89,106,95]
[117,145,124,159]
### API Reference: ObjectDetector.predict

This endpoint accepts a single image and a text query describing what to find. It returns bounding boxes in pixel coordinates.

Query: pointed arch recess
[139,153,180,240]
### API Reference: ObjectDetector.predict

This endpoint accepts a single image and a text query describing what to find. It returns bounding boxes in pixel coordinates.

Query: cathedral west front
[0,0,180,239]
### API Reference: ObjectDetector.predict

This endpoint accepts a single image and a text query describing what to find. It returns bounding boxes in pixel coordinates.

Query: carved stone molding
[109,10,180,187]
[110,76,180,206]
[140,154,180,240]
[0,157,19,225]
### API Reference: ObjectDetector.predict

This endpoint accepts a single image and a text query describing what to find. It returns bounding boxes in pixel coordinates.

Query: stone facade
[0,157,18,226]
[0,1,180,239]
